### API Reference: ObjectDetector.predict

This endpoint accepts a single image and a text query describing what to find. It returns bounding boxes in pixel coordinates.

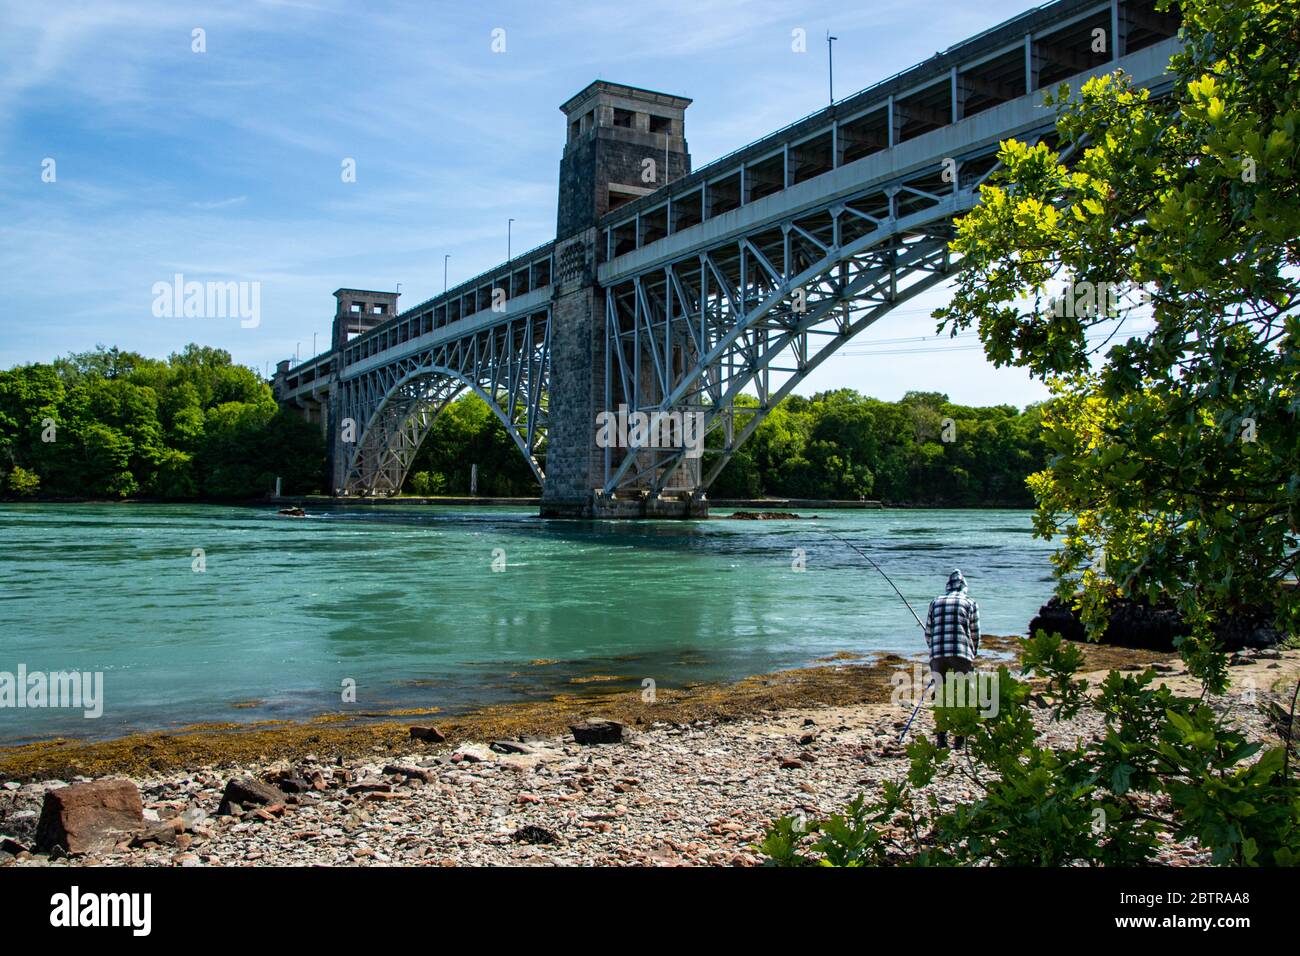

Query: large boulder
[1028,595,1281,652]
[35,779,144,855]
[491,740,534,755]
[216,777,286,816]
[570,719,627,745]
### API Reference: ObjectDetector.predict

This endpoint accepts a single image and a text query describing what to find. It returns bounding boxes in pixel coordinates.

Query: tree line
[405,388,1048,505]
[710,389,1046,505]
[0,345,323,499]
[1,346,1047,505]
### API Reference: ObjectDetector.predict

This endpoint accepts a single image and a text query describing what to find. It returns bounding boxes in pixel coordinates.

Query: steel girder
[339,308,550,495]
[598,146,1008,496]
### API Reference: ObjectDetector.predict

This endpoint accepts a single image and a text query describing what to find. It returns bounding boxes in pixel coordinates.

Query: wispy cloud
[188,195,248,209]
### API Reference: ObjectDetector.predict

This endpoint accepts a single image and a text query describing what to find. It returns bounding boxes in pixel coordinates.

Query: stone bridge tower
[327,288,399,493]
[542,81,702,517]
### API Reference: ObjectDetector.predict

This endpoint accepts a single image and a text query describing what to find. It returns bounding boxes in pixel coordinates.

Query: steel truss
[339,308,550,495]
[337,136,1037,499]
[598,144,1011,496]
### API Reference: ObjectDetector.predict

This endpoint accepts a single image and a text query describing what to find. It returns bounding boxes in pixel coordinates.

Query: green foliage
[933,0,1300,643]
[1020,629,1089,718]
[755,814,807,866]
[761,633,1300,866]
[401,394,539,496]
[5,465,40,496]
[759,795,891,867]
[710,388,1046,504]
[0,345,324,499]
[767,0,1300,869]
[71,421,139,497]
[407,470,448,496]
[393,378,1043,504]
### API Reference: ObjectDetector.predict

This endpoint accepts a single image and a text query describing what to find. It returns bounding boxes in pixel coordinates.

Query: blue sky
[0,0,1056,407]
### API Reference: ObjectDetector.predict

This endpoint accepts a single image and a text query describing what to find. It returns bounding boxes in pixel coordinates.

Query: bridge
[274,0,1181,517]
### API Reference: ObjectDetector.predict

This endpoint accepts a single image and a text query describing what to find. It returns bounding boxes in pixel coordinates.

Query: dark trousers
[930,655,974,679]
[929,655,974,748]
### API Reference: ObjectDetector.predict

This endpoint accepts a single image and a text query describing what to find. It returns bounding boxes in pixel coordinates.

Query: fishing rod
[818,526,925,629]
[818,525,932,744]
[898,678,935,745]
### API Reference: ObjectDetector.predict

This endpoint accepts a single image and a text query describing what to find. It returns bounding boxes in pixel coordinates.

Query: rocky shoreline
[1,642,1294,867]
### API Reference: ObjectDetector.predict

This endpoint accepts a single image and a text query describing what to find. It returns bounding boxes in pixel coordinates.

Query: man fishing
[923,569,980,749]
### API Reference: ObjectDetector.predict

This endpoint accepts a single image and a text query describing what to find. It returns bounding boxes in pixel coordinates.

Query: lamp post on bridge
[827,31,837,105]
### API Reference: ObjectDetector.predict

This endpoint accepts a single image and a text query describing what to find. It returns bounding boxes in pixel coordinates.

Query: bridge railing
[276,353,334,399]
[666,0,1062,178]
[393,237,557,323]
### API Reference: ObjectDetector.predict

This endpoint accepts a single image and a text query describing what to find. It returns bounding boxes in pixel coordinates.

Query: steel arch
[344,365,545,495]
[338,308,550,495]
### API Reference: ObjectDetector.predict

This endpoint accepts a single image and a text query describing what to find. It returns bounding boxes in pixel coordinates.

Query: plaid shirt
[924,571,980,661]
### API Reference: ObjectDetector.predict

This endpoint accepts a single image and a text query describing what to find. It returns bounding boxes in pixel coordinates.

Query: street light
[827,31,838,105]
[508,218,515,261]
[444,254,450,293]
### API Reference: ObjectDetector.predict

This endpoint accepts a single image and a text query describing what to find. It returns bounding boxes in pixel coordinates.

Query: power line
[842,329,982,347]
[833,320,1156,358]
[837,343,987,357]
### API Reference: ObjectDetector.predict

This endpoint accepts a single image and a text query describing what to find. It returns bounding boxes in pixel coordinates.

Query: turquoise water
[0,504,1057,743]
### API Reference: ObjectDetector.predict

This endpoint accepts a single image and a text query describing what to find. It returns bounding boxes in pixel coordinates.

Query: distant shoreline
[0,496,1035,511]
